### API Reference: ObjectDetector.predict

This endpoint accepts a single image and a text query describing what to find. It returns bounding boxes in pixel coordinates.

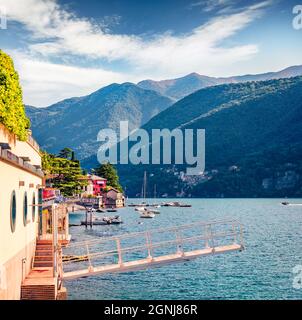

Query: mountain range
[137,65,302,100]
[26,83,173,159]
[27,65,302,160]
[84,76,302,197]
[26,66,302,197]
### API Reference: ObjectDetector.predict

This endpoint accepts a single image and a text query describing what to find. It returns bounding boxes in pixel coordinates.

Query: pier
[62,219,244,280]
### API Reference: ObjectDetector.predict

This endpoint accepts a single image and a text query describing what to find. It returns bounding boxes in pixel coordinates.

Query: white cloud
[0,0,272,106]
[190,0,234,12]
[11,52,132,107]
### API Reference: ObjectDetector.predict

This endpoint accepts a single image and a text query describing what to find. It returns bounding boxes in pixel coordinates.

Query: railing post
[240,224,244,249]
[209,224,215,250]
[145,232,153,260]
[65,205,69,241]
[232,222,237,244]
[86,242,94,273]
[205,224,210,249]
[175,230,184,255]
[52,204,58,278]
[116,239,123,265]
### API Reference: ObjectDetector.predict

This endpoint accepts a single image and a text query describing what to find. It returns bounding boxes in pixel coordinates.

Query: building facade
[104,188,125,208]
[0,124,43,300]
[80,174,107,197]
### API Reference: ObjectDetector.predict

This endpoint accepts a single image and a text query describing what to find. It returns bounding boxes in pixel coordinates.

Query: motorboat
[81,215,123,225]
[140,211,155,219]
[147,208,160,214]
[150,204,161,208]
[135,207,146,212]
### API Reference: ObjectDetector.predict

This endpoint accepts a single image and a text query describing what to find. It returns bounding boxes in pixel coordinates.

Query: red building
[91,175,107,196]
[80,174,107,197]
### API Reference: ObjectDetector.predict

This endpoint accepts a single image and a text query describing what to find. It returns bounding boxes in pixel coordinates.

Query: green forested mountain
[85,76,302,198]
[26,83,173,159]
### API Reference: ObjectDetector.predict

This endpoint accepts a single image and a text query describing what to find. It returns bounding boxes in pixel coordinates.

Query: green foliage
[0,50,30,140]
[95,162,123,192]
[42,150,87,197]
[58,147,73,160]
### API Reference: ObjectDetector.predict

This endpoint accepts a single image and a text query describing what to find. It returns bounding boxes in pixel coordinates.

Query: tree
[58,147,73,160]
[0,50,30,141]
[95,162,123,192]
[41,150,87,197]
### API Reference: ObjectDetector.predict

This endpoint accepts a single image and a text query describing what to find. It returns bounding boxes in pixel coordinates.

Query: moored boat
[140,211,155,219]
[81,215,123,225]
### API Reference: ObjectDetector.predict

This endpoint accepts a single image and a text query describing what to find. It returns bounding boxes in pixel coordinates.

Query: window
[32,193,36,222]
[10,191,17,233]
[23,192,28,226]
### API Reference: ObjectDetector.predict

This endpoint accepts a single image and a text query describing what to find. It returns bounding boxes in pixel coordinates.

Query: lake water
[65,198,302,300]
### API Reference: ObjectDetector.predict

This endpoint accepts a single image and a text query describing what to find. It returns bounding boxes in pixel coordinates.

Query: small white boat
[150,204,161,208]
[140,211,155,219]
[81,215,123,225]
[148,209,160,214]
[135,207,146,212]
[282,202,302,206]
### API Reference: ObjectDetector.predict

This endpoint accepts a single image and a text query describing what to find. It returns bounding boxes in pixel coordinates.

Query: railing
[0,146,44,177]
[62,219,244,277]
[57,245,64,290]
[27,133,40,152]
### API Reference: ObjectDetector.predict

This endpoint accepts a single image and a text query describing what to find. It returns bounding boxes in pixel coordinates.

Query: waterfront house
[0,124,69,300]
[0,124,43,299]
[80,174,107,197]
[104,187,125,208]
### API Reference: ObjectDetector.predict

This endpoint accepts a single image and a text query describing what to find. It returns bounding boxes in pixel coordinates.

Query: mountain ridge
[97,76,302,197]
[26,82,174,159]
[137,65,302,100]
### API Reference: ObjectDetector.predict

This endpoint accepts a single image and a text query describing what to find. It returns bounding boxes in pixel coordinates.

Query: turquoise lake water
[65,199,302,300]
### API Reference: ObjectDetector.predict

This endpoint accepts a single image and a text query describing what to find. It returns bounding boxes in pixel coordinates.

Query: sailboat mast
[144,171,147,199]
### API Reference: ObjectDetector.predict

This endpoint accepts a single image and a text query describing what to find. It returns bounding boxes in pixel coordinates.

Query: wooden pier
[62,219,244,280]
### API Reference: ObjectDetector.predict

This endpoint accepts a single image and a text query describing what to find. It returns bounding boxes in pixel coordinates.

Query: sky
[0,0,301,107]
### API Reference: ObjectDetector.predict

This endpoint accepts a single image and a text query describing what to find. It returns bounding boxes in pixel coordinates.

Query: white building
[0,124,43,300]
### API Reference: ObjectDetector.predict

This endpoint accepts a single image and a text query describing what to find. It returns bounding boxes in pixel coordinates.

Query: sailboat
[149,184,161,208]
[136,171,156,218]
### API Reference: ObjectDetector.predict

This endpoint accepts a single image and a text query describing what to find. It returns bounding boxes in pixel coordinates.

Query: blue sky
[0,0,301,106]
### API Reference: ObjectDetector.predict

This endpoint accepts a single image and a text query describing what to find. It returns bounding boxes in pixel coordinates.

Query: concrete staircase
[33,240,53,268]
[21,240,57,300]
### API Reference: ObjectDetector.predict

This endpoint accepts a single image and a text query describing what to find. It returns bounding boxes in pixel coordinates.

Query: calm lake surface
[65,198,302,300]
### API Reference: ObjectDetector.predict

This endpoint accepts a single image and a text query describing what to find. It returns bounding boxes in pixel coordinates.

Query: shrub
[0,50,30,141]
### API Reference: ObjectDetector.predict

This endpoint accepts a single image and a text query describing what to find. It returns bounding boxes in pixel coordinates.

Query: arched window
[32,193,36,222]
[10,191,17,233]
[23,192,28,226]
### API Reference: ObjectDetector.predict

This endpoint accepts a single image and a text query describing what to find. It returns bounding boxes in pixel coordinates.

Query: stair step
[35,256,53,261]
[34,263,53,267]
[36,245,53,250]
[36,240,53,244]
[35,251,53,256]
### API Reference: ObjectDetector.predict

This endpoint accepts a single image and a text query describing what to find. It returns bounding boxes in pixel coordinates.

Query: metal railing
[27,134,40,152]
[62,219,244,276]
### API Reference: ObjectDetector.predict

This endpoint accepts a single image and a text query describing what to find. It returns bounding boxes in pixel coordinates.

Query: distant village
[46,173,126,211]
